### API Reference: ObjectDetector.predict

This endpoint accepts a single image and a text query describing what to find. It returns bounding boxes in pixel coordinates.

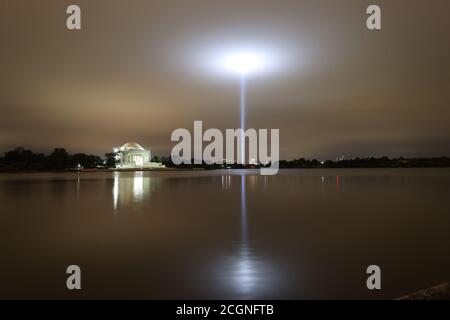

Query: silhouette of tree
[105,152,117,168]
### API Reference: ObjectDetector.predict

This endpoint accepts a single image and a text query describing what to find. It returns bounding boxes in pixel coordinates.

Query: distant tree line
[278,157,450,168]
[158,156,450,169]
[0,147,103,170]
[1,147,450,171]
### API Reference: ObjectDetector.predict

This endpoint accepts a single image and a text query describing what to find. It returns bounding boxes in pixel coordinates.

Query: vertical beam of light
[240,75,246,164]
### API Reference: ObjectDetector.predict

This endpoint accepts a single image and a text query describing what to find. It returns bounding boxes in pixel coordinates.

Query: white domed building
[113,142,165,169]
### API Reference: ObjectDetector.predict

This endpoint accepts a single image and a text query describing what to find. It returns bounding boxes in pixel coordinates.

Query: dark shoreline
[398,282,450,300]
[0,168,199,173]
[1,167,450,174]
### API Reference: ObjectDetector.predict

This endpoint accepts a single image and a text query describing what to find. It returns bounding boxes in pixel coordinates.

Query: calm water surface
[1,169,450,299]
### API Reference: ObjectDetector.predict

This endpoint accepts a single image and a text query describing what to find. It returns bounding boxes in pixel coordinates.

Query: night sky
[1,0,449,160]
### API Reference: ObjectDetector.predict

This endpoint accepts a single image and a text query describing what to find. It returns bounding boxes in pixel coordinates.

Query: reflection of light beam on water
[235,175,253,295]
[76,174,80,199]
[231,175,273,297]
[214,173,281,298]
[241,175,248,242]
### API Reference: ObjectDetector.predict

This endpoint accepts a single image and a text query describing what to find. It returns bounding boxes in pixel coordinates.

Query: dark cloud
[1,0,449,159]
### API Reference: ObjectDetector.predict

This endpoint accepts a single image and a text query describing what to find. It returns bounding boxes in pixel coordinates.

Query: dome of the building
[120,142,145,151]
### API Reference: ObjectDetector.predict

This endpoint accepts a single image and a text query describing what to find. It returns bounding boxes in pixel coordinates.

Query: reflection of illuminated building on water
[132,171,144,202]
[112,171,160,213]
[113,142,165,169]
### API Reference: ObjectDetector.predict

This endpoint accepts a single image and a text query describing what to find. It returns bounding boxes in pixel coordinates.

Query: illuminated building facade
[113,142,165,169]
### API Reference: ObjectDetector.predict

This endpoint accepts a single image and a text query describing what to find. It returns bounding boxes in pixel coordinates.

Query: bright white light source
[197,45,288,78]
[211,48,276,77]
[223,52,264,75]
